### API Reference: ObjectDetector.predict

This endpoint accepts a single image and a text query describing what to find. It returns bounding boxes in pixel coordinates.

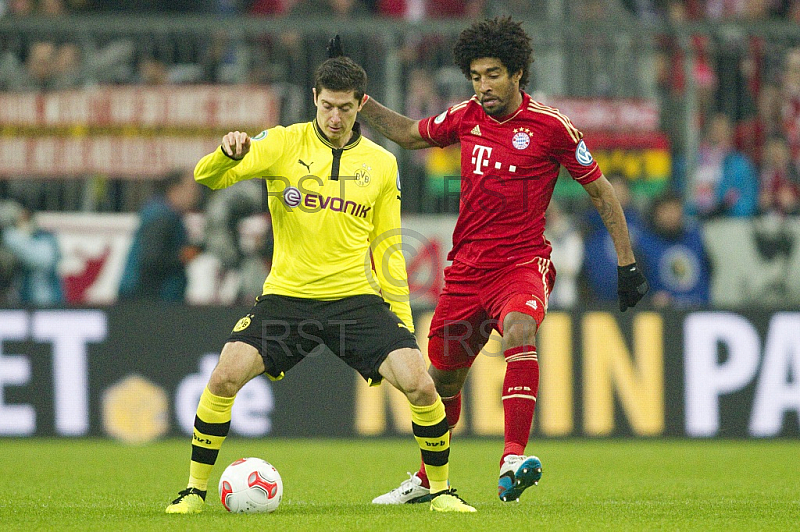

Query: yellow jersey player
[165,53,475,513]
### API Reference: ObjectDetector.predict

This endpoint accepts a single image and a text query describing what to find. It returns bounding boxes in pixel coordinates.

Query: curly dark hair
[453,17,533,89]
[314,56,367,102]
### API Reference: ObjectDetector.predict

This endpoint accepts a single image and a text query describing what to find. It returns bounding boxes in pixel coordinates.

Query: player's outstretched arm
[582,174,649,311]
[360,98,430,150]
[194,130,256,190]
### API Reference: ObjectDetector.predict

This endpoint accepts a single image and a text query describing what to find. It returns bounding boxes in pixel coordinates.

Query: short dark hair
[651,190,684,215]
[453,17,533,89]
[314,56,367,102]
[155,169,188,195]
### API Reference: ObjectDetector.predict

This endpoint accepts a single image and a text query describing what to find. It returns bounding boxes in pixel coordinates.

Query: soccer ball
[218,457,283,513]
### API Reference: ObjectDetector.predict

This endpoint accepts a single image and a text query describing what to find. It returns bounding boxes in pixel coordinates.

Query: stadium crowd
[0,1,799,308]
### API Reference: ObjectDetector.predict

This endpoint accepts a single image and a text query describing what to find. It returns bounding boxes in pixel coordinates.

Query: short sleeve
[417,104,465,148]
[549,117,602,185]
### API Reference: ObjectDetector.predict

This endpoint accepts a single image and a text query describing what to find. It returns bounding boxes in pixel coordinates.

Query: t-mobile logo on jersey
[471,144,493,175]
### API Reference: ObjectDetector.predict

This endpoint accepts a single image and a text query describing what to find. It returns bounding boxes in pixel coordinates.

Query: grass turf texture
[0,438,798,531]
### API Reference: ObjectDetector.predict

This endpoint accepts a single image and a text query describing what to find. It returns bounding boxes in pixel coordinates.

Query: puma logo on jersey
[298,159,313,173]
[525,299,538,310]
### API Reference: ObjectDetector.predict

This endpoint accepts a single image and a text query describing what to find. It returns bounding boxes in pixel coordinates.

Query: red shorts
[428,257,555,371]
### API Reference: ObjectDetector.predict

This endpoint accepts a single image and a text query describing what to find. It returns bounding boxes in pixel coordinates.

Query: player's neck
[314,119,357,149]
[509,90,524,112]
[492,91,525,121]
[500,90,522,118]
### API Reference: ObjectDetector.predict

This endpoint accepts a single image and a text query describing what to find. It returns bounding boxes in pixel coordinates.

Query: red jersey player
[351,18,649,503]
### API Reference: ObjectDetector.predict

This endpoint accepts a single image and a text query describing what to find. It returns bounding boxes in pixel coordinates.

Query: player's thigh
[429,291,491,371]
[226,295,323,381]
[378,347,435,403]
[491,258,556,335]
[208,341,265,395]
[326,295,419,386]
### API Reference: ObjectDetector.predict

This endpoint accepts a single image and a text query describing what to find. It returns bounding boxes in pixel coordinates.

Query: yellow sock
[187,387,235,491]
[410,397,450,494]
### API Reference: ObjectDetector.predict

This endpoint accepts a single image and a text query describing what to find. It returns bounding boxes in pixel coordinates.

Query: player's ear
[511,69,523,84]
[312,87,318,105]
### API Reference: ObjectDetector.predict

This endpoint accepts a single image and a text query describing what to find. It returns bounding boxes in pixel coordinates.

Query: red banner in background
[0,86,279,127]
[541,96,660,132]
[0,86,280,178]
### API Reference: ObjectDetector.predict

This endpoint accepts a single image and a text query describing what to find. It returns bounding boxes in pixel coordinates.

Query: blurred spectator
[204,179,263,271]
[0,40,83,91]
[620,0,668,23]
[235,214,274,302]
[545,200,583,309]
[581,174,646,303]
[376,0,466,19]
[0,201,23,304]
[0,201,64,306]
[290,0,370,17]
[686,112,758,218]
[655,4,718,162]
[136,55,170,85]
[403,67,447,211]
[97,0,233,12]
[248,0,298,15]
[186,179,271,304]
[3,0,35,16]
[735,83,782,167]
[781,47,800,168]
[283,0,381,89]
[118,170,201,302]
[469,0,540,19]
[637,191,711,308]
[759,135,800,215]
[40,0,67,15]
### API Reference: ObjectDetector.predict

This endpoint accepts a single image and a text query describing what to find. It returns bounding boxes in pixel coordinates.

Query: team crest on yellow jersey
[354,165,371,187]
[233,315,252,332]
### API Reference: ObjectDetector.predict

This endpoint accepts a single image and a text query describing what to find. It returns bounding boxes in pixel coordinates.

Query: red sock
[416,392,461,489]
[416,458,429,488]
[442,392,462,429]
[501,345,539,464]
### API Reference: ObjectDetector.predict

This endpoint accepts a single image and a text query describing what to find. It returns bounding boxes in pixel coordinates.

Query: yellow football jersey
[194,121,413,331]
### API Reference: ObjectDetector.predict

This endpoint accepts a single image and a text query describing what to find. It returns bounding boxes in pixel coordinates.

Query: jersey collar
[313,120,363,150]
[484,91,528,125]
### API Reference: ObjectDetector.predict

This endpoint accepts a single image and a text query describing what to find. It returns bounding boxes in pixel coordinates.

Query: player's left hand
[617,262,649,312]
[327,34,344,58]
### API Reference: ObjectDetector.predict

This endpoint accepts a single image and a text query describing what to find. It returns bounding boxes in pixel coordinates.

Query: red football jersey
[418,91,602,268]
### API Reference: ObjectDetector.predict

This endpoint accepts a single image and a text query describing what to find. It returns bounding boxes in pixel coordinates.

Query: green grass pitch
[1,438,798,531]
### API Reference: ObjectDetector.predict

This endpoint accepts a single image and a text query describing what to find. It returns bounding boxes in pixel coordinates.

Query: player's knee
[207,343,260,397]
[502,311,540,347]
[207,365,243,397]
[429,366,467,398]
[404,373,438,406]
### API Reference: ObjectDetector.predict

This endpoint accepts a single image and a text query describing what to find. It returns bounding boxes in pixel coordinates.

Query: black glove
[326,34,344,58]
[617,262,649,312]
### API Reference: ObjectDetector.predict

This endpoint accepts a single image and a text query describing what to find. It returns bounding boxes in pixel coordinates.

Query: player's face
[313,88,364,148]
[469,58,523,117]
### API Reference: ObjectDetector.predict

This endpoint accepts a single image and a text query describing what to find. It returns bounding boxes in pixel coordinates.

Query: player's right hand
[221,131,251,160]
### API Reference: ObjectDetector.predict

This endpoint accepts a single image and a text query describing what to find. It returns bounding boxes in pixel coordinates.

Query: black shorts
[227,294,418,385]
